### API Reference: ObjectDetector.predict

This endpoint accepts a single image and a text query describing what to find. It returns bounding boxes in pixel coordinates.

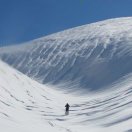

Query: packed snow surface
[0,60,132,132]
[0,17,132,131]
[1,17,132,91]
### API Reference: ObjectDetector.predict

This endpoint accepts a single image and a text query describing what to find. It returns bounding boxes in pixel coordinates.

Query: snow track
[0,60,132,132]
[0,17,132,131]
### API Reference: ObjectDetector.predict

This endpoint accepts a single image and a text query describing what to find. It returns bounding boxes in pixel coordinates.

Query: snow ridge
[0,60,132,132]
[1,17,132,91]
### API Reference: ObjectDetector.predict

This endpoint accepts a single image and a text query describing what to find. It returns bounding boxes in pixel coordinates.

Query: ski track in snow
[0,17,132,131]
[0,60,132,132]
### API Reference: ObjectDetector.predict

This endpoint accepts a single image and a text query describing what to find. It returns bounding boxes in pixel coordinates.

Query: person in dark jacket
[65,103,70,112]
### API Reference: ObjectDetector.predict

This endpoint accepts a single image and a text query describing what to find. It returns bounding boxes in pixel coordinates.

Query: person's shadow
[65,111,69,116]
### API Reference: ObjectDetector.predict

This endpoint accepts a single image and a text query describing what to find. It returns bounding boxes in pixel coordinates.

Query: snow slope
[0,60,70,132]
[1,17,132,91]
[0,59,132,132]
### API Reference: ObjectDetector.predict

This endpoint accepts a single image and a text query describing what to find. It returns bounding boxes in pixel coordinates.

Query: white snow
[1,17,132,91]
[0,59,132,132]
[0,17,132,132]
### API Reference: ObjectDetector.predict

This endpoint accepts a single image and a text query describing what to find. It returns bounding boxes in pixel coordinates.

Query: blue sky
[0,0,132,46]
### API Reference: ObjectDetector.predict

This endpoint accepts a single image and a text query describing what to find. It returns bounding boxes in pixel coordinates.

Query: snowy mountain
[0,59,132,132]
[1,17,132,91]
[0,60,69,132]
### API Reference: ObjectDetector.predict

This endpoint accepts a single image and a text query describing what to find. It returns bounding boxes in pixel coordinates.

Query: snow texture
[0,60,132,132]
[1,17,132,91]
[0,17,132,132]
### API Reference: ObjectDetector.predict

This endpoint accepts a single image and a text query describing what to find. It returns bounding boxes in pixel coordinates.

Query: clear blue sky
[0,0,132,46]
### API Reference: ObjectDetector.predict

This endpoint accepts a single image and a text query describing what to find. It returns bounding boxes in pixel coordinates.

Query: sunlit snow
[0,17,132,132]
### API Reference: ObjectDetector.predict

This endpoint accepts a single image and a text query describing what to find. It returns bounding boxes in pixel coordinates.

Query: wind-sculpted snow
[1,17,132,91]
[0,60,132,132]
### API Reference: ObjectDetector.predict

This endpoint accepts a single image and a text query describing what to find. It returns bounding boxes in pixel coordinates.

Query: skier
[65,103,70,112]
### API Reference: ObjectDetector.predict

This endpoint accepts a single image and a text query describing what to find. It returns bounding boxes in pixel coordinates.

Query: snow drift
[0,60,69,132]
[0,60,132,132]
[1,17,132,91]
